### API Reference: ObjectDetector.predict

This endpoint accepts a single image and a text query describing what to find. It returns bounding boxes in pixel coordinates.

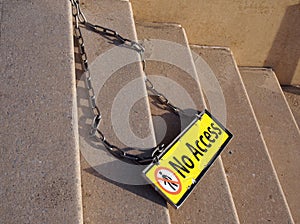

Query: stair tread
[0,1,82,223]
[191,46,294,223]
[76,1,170,223]
[240,67,300,223]
[136,22,239,224]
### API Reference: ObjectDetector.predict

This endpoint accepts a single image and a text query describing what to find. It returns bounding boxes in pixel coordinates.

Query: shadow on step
[282,85,300,95]
[83,165,167,206]
[264,4,300,84]
[149,95,198,146]
[81,110,195,206]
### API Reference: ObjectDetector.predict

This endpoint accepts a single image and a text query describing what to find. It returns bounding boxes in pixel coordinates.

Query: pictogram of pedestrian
[159,171,179,191]
[155,167,182,195]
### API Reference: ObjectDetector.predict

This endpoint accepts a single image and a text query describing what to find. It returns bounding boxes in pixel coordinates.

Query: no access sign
[143,110,233,208]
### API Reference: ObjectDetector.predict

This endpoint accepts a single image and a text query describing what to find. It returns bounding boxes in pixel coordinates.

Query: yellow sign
[143,110,233,208]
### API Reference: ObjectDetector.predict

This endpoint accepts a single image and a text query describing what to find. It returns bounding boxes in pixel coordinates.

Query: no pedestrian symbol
[155,167,182,195]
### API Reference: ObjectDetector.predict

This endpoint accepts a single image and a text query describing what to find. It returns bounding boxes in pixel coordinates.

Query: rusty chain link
[70,0,182,164]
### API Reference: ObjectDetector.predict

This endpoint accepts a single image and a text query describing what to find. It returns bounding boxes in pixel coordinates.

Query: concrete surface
[76,1,170,223]
[136,22,239,224]
[0,1,83,223]
[131,0,300,85]
[240,67,300,223]
[283,85,300,129]
[191,46,294,223]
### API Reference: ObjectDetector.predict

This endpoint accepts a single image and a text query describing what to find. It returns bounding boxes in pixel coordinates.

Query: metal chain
[70,0,181,164]
[144,78,184,115]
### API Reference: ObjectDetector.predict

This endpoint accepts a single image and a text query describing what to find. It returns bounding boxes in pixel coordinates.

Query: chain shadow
[77,83,170,205]
[83,163,167,206]
[149,95,196,146]
[73,35,84,82]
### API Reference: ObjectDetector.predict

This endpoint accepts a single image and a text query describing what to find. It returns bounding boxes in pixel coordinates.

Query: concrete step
[282,85,300,129]
[239,67,300,223]
[190,46,294,223]
[0,1,83,223]
[76,1,170,223]
[136,22,240,224]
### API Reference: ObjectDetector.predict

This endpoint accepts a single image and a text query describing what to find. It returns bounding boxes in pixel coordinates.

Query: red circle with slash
[155,167,182,195]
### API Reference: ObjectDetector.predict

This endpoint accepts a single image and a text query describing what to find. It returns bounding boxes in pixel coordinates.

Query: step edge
[128,2,159,147]
[218,157,241,224]
[128,2,172,222]
[68,1,84,222]
[68,1,87,222]
[181,27,207,109]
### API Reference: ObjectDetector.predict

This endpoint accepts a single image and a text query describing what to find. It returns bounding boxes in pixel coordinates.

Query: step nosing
[136,21,182,28]
[190,44,232,52]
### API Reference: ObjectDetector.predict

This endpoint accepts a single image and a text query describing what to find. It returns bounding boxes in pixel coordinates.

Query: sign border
[143,109,233,208]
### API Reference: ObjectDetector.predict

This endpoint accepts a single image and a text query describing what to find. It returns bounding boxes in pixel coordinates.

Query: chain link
[144,77,184,115]
[71,0,181,164]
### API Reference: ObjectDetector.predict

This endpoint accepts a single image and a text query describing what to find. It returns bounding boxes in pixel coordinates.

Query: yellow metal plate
[143,110,233,208]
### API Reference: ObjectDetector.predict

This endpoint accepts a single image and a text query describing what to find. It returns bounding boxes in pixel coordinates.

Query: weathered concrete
[0,1,83,223]
[282,85,300,129]
[191,46,294,223]
[76,1,170,223]
[136,22,239,224]
[240,67,300,223]
[131,0,300,85]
